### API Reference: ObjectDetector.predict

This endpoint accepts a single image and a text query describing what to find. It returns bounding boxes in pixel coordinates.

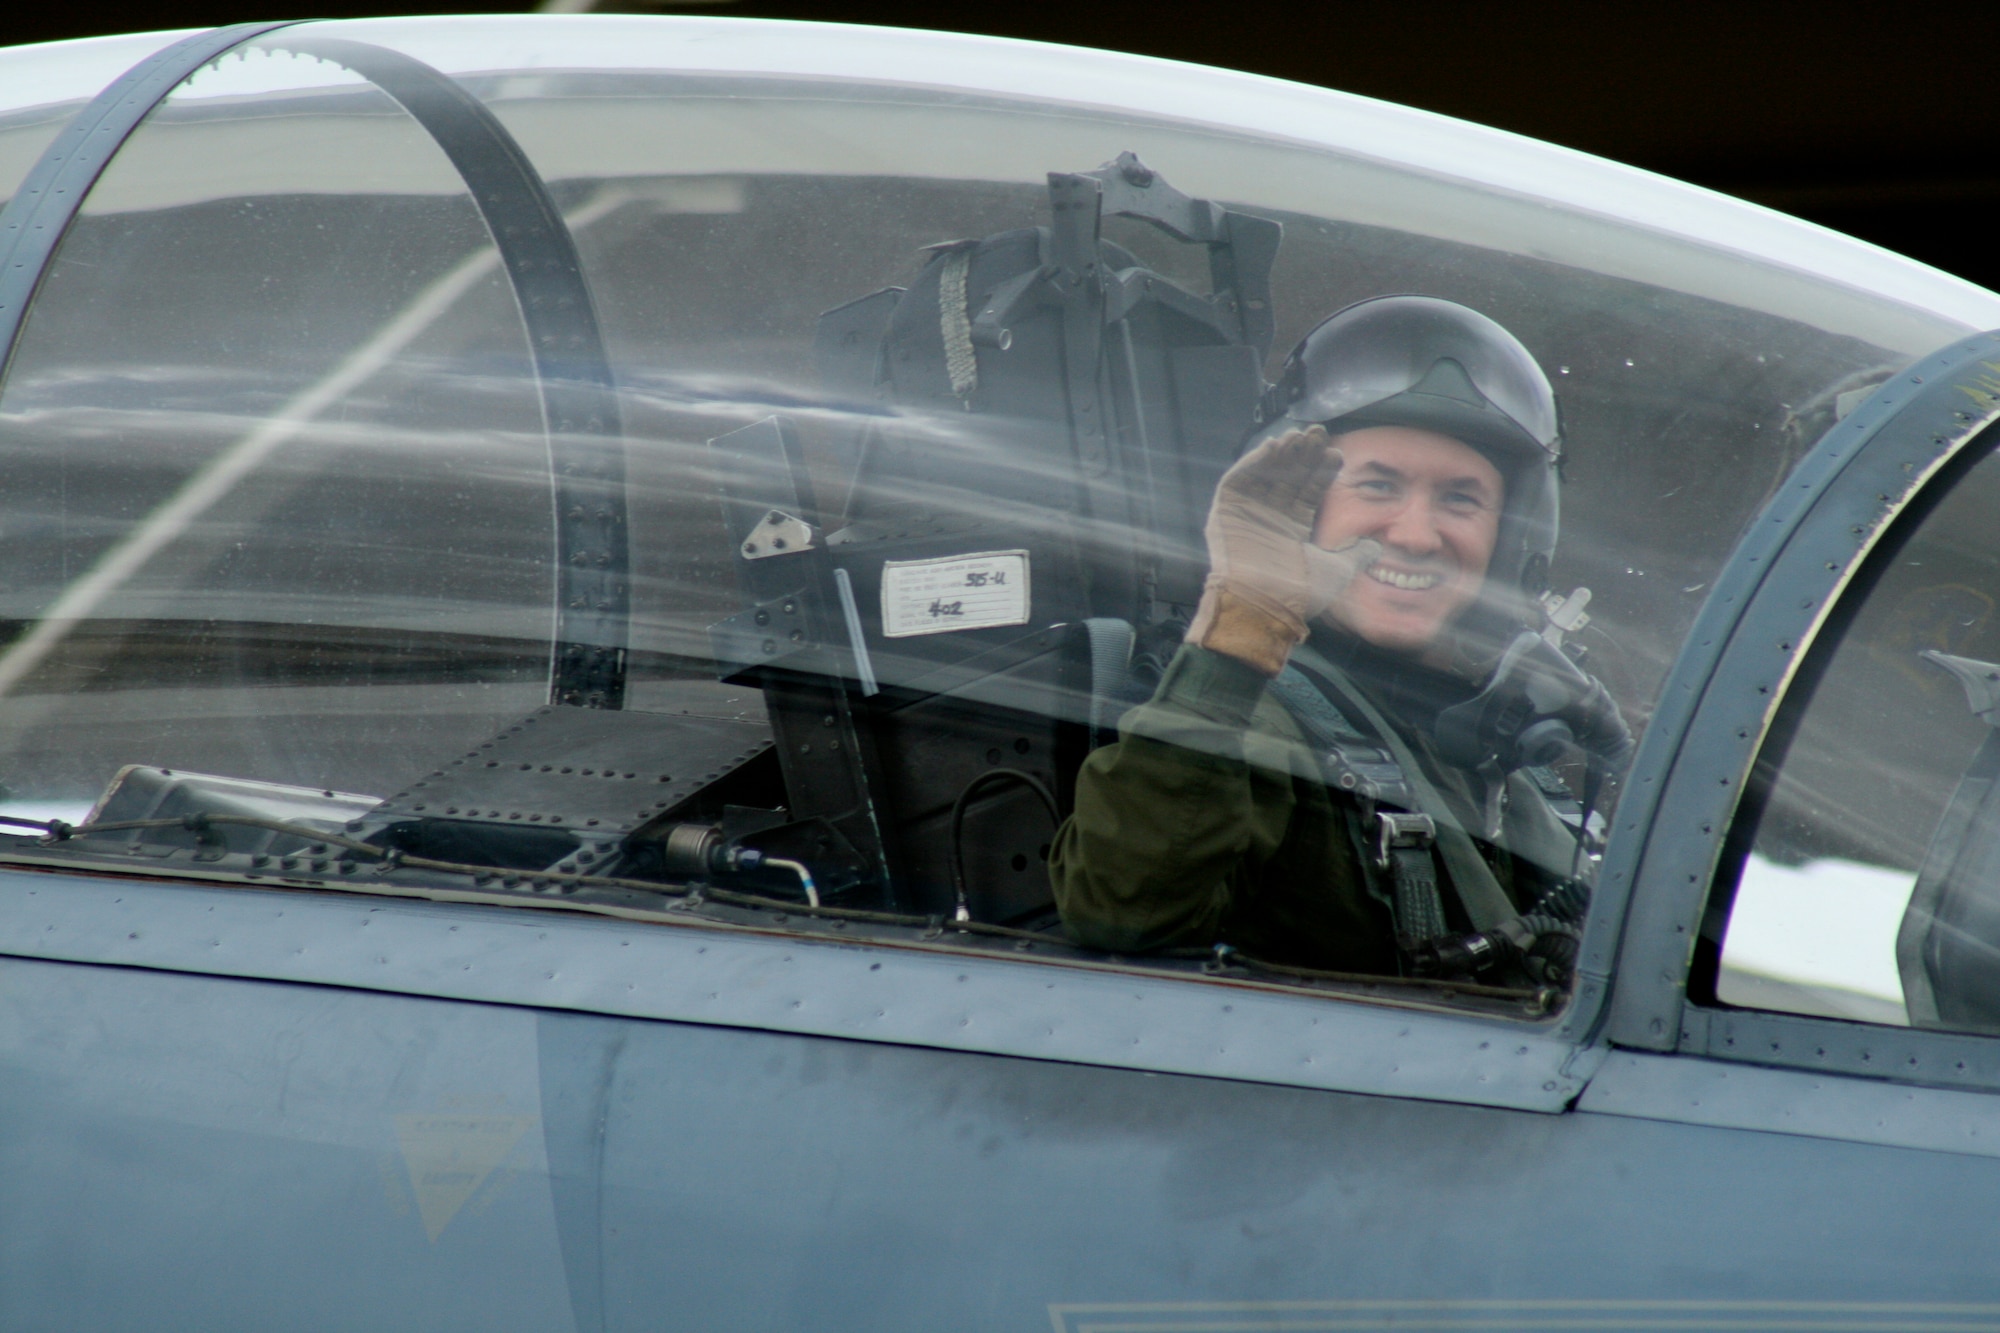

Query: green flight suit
[1049,640,1579,973]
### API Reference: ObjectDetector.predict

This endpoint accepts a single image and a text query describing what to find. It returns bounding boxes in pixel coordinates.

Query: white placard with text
[879,550,1031,638]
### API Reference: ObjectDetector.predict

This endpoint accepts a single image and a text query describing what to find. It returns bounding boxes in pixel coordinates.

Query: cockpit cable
[946,768,1061,923]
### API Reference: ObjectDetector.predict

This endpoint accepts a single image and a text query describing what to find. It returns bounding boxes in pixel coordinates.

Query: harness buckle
[1372,810,1436,870]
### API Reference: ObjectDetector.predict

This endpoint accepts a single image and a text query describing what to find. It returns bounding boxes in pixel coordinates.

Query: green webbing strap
[1270,666,1444,946]
[1269,666,1367,742]
[1287,645,1516,932]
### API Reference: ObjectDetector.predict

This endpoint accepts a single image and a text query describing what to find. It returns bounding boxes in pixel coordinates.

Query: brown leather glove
[1185,425,1382,676]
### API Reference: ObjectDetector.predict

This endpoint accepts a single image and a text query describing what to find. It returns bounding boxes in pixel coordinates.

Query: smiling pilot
[1050,296,1621,979]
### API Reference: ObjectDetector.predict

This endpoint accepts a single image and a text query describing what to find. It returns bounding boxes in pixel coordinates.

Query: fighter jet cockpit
[0,18,1986,1019]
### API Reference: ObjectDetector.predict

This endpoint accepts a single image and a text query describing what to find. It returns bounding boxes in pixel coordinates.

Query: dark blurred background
[11,0,1999,292]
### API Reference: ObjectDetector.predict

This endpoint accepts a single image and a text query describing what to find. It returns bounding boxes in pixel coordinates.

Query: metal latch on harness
[1371,810,1435,868]
[1371,810,1447,950]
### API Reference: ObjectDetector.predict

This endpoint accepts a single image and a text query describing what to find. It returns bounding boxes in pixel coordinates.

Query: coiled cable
[947,767,1060,923]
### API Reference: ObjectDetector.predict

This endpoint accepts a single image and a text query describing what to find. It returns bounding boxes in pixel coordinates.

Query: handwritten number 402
[926,567,1007,615]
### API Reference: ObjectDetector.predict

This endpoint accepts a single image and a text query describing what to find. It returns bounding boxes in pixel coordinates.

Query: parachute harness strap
[1374,811,1446,949]
[1279,649,1519,935]
[1269,664,1452,952]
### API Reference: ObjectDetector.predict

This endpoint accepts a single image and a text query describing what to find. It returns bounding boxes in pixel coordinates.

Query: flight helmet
[1266,295,1563,627]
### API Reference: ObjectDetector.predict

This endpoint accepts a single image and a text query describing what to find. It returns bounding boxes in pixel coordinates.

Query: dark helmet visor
[1283,296,1560,455]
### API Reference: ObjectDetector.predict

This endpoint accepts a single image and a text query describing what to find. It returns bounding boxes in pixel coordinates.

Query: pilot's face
[1311,425,1503,654]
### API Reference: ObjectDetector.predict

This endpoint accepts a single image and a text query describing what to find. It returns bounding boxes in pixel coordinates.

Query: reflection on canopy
[0,16,1986,1010]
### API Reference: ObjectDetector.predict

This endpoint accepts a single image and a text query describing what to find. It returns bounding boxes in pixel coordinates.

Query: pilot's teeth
[1368,565,1442,591]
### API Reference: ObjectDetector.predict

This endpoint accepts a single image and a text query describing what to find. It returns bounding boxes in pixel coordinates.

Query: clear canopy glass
[0,16,1993,1009]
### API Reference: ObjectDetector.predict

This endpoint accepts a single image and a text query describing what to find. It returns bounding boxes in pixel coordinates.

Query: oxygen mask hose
[1412,916,1579,988]
[1435,629,1631,771]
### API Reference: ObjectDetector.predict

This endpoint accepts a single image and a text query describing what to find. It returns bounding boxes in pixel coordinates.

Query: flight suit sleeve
[1049,644,1301,953]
